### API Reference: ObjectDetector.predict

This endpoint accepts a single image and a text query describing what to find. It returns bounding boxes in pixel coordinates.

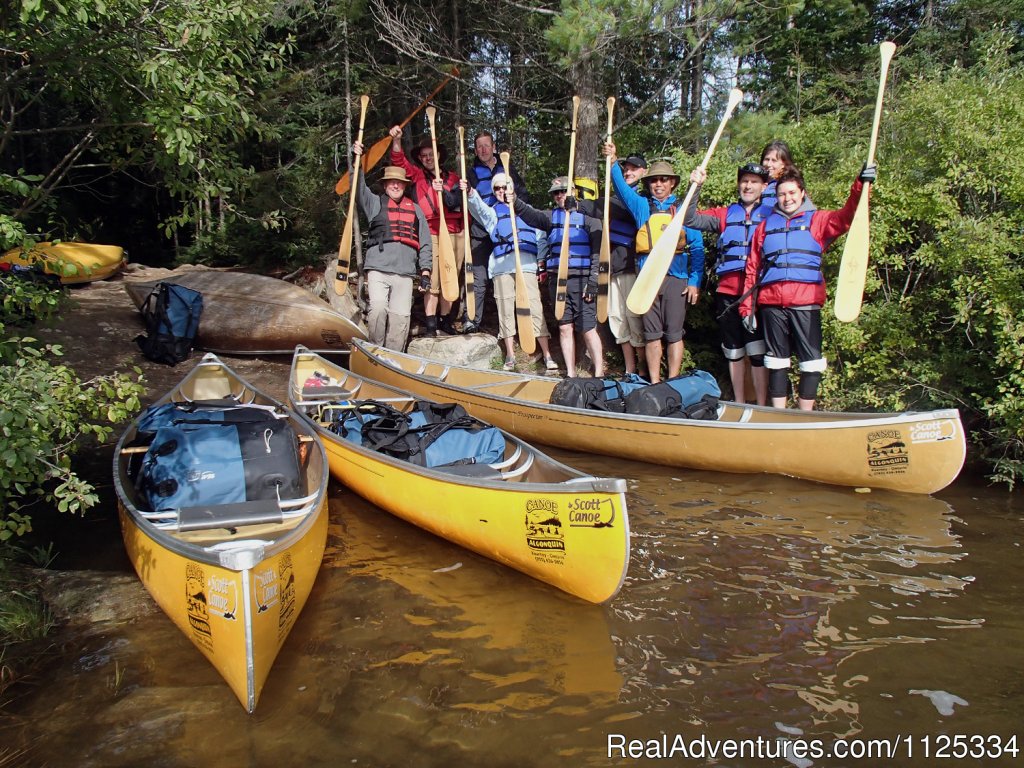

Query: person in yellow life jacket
[604,144,705,383]
[353,140,432,352]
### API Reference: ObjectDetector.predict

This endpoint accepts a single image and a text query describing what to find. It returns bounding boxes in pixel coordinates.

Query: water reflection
[3,456,1019,768]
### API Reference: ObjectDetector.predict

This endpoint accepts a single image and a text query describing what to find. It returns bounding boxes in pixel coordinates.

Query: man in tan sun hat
[353,139,432,351]
[604,143,705,382]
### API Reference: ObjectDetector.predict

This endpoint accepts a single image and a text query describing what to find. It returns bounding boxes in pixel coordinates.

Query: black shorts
[715,292,766,361]
[643,275,688,343]
[550,275,598,332]
[760,305,823,367]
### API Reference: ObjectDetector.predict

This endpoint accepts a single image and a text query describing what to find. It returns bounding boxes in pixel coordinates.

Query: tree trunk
[572,57,599,183]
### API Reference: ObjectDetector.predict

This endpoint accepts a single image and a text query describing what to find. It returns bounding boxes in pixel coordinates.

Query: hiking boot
[463,321,480,334]
[438,316,457,336]
[423,317,438,337]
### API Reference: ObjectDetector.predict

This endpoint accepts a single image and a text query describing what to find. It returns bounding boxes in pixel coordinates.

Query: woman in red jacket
[740,164,875,410]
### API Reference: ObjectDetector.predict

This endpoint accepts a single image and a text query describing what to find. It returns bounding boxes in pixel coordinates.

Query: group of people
[351,126,873,410]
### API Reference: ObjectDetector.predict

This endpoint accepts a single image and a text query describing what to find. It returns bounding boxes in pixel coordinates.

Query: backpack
[623,370,721,420]
[330,400,506,469]
[135,282,203,366]
[136,400,304,513]
[549,374,649,413]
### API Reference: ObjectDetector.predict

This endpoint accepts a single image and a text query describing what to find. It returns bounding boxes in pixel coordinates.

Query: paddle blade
[514,271,536,355]
[596,230,611,323]
[335,135,391,195]
[437,226,459,302]
[834,190,871,322]
[626,205,687,316]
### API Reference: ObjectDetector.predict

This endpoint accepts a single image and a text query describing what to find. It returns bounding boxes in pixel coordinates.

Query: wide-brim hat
[548,176,570,194]
[380,166,410,184]
[643,160,679,183]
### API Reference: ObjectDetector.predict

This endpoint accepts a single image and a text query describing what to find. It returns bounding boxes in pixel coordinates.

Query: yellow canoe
[288,346,630,604]
[2,241,126,284]
[349,340,967,495]
[113,354,329,712]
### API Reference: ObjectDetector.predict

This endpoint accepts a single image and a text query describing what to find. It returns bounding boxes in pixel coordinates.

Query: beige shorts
[493,272,549,341]
[429,232,467,294]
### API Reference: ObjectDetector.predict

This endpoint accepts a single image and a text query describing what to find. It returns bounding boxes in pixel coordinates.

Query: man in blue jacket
[604,143,705,383]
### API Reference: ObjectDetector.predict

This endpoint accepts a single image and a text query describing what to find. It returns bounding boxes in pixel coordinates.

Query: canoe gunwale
[113,354,330,570]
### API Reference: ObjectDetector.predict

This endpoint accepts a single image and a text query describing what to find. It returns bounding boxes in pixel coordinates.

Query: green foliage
[0,280,145,539]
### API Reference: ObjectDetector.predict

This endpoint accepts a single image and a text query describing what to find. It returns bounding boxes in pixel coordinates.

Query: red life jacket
[367,196,420,250]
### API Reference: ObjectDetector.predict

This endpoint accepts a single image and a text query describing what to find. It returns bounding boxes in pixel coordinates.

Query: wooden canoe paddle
[335,94,369,293]
[626,88,743,316]
[457,125,475,322]
[500,150,536,355]
[834,41,896,323]
[334,68,459,196]
[554,96,581,320]
[596,96,615,323]
[425,106,459,302]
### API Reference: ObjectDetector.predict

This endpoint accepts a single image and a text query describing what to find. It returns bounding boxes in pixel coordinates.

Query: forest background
[1,0,1023,529]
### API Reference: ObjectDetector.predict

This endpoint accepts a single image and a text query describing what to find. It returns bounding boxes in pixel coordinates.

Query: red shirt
[390,148,463,235]
[740,180,865,314]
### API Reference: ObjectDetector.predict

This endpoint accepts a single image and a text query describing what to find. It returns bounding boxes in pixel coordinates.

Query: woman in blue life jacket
[760,140,796,209]
[353,141,432,352]
[513,176,604,377]
[463,173,556,372]
[603,142,705,384]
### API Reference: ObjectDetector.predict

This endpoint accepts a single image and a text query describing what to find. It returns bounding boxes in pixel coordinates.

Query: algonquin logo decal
[867,428,909,477]
[525,499,565,565]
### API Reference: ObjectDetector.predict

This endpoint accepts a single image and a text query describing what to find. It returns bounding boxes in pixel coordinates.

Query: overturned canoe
[349,340,967,495]
[289,346,630,604]
[125,270,366,354]
[113,354,330,712]
[2,241,126,284]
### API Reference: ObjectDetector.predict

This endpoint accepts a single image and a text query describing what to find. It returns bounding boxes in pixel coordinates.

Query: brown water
[2,452,1021,768]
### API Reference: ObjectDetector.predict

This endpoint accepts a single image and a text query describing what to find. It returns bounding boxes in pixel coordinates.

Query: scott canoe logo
[277,554,297,638]
[867,428,909,475]
[254,567,280,614]
[909,419,956,444]
[185,563,213,651]
[567,497,616,528]
[207,574,238,621]
[525,499,565,554]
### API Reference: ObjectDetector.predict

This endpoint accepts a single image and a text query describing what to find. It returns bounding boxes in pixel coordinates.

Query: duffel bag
[624,370,721,419]
[549,373,649,412]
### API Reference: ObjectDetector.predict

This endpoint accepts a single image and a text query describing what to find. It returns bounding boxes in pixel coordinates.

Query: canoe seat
[176,500,284,531]
[434,463,504,480]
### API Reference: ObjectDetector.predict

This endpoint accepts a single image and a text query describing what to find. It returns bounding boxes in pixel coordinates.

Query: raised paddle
[626,88,743,316]
[834,41,896,323]
[596,96,615,323]
[425,106,459,302]
[335,94,369,293]
[334,68,459,196]
[457,125,475,322]
[554,96,581,320]
[500,150,536,355]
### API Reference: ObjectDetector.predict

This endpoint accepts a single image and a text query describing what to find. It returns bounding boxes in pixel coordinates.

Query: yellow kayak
[2,241,126,284]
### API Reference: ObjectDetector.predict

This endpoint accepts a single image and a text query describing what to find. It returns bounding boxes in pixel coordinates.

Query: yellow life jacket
[635,208,688,254]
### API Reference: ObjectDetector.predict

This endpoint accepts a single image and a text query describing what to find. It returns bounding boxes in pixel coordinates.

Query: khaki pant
[428,232,467,294]
[609,272,645,347]
[365,270,414,351]
[493,272,549,341]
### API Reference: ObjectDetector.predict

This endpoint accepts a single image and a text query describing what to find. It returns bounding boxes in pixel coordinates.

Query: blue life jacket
[546,208,592,273]
[607,200,638,248]
[760,210,824,285]
[473,162,500,206]
[490,202,538,275]
[717,203,771,276]
[761,180,778,209]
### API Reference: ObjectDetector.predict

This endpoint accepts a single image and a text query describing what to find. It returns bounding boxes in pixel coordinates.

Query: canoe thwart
[176,500,284,532]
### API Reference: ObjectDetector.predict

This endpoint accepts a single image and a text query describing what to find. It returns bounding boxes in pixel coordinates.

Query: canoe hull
[3,242,125,284]
[125,270,367,354]
[113,354,329,711]
[290,348,630,604]
[349,341,967,495]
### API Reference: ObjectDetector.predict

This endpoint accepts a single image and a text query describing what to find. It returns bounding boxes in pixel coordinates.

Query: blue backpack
[135,400,304,512]
[135,282,203,366]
